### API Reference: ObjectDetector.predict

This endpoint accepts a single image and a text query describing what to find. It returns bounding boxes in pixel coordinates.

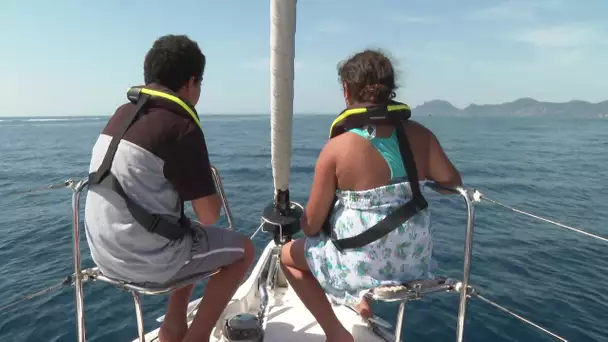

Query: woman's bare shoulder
[324,131,366,149]
[320,133,372,167]
[318,133,353,158]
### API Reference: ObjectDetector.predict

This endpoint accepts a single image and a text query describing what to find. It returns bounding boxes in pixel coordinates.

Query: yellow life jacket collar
[329,100,411,139]
[127,85,202,130]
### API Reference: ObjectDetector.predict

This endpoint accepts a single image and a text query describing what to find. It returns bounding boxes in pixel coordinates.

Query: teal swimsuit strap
[349,126,406,179]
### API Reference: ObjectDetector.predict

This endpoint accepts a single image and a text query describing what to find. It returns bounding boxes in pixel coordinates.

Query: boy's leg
[183,236,254,341]
[159,284,195,342]
[159,226,254,342]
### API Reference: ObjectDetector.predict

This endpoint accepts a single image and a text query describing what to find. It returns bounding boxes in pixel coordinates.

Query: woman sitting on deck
[280,49,463,342]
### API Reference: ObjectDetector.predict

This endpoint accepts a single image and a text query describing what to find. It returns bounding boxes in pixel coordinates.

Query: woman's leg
[280,238,353,342]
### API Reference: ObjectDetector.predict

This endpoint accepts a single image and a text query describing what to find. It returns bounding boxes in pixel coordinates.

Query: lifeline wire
[0,276,72,311]
[480,195,608,243]
[474,294,568,342]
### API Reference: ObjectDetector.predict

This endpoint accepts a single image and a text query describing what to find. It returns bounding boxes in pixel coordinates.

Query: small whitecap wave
[27,118,72,122]
[26,117,103,122]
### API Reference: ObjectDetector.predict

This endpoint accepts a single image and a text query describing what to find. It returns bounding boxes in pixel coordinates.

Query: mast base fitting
[261,201,304,246]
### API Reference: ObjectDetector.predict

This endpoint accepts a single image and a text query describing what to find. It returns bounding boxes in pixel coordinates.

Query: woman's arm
[427,131,462,193]
[301,143,338,236]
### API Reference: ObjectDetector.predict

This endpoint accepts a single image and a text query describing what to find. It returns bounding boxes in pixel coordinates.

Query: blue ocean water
[0,115,606,342]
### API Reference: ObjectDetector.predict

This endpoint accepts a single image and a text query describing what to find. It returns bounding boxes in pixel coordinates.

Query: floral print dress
[304,180,436,306]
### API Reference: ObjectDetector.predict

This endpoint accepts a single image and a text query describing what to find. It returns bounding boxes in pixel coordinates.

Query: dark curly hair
[338,49,397,103]
[144,35,205,92]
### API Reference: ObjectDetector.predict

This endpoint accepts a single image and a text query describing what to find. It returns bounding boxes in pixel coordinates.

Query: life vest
[322,101,429,251]
[88,86,202,241]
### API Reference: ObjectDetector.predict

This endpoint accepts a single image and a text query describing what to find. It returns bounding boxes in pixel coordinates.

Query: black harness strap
[88,92,192,241]
[90,94,150,185]
[328,109,429,251]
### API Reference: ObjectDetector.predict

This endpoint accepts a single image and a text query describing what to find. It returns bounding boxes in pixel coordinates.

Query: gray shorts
[169,224,246,282]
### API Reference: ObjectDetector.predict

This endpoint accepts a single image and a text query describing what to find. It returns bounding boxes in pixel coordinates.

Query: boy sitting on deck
[84,34,254,342]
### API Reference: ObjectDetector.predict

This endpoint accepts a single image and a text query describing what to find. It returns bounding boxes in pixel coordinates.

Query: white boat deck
[137,241,389,342]
[261,287,384,342]
[142,286,385,342]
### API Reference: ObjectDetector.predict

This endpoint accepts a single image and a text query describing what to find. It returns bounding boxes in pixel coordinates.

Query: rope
[250,222,265,240]
[269,0,297,192]
[0,276,72,311]
[480,195,608,243]
[474,294,568,342]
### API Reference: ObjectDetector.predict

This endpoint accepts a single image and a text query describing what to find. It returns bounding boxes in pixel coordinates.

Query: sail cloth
[304,180,437,305]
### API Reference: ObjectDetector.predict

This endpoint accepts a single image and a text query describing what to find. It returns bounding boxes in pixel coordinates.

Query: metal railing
[424,183,477,342]
[3,175,598,341]
[365,182,479,342]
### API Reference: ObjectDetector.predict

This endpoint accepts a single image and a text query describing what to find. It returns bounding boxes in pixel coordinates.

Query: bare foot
[326,328,354,342]
[158,321,187,342]
[354,297,373,320]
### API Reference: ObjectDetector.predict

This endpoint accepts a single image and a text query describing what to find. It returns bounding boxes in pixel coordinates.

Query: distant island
[412,98,608,118]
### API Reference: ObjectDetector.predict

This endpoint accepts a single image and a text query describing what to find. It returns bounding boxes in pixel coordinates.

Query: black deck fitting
[261,189,304,245]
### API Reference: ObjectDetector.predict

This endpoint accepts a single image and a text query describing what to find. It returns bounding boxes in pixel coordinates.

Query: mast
[262,0,303,244]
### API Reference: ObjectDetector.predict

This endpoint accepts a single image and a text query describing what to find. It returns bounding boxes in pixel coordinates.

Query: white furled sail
[269,0,297,194]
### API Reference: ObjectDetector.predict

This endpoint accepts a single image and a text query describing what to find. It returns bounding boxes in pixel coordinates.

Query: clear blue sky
[2,0,607,116]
